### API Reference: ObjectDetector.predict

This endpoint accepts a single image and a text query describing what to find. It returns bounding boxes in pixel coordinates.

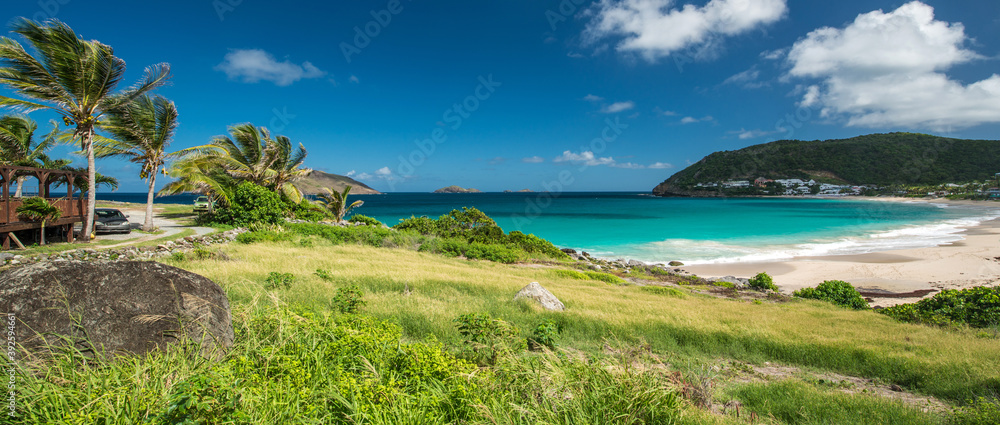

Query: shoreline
[680,199,1000,306]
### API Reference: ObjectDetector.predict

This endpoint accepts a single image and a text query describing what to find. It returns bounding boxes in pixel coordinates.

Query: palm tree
[0,18,170,241]
[0,115,56,196]
[159,157,236,208]
[316,185,363,222]
[269,134,311,202]
[95,94,177,231]
[166,123,310,204]
[16,196,61,245]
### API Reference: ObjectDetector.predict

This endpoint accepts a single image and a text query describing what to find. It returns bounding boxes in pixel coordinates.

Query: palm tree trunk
[14,176,24,197]
[40,220,46,245]
[144,169,156,231]
[81,128,96,242]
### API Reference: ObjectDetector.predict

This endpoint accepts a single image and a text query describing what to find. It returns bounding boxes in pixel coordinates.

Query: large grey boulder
[514,282,565,311]
[0,261,233,357]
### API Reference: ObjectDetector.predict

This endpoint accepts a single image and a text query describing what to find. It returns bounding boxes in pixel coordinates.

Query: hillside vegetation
[294,170,381,195]
[654,133,1000,196]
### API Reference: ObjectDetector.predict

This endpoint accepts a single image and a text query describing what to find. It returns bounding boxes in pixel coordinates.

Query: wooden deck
[1,165,89,250]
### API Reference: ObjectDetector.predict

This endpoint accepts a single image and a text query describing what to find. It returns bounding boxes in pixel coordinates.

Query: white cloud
[611,162,645,169]
[349,75,360,83]
[567,52,586,58]
[554,150,668,170]
[375,166,392,176]
[760,48,786,60]
[729,128,778,139]
[661,110,677,116]
[648,162,674,169]
[554,150,616,166]
[680,117,699,124]
[602,101,635,113]
[723,66,767,89]
[785,1,1000,130]
[583,94,605,102]
[345,170,357,177]
[522,156,545,163]
[215,49,326,86]
[585,0,788,61]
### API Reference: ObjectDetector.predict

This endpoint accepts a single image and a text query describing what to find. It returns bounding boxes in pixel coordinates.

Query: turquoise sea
[109,192,1000,264]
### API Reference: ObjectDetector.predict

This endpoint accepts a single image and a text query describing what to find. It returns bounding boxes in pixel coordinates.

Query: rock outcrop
[0,261,233,357]
[514,282,565,311]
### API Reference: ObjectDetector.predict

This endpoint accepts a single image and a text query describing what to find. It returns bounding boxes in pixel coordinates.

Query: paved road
[84,206,214,247]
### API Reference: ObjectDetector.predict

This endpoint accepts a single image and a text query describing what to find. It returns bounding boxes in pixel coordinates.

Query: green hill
[654,133,1000,196]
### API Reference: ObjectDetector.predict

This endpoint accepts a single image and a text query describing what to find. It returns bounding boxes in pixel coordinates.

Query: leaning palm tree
[268,134,312,202]
[16,196,61,245]
[0,115,57,196]
[316,185,363,222]
[95,94,178,231]
[159,156,237,208]
[0,18,170,241]
[185,123,276,186]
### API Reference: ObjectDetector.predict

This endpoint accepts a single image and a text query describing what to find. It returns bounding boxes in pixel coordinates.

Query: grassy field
[14,234,1000,424]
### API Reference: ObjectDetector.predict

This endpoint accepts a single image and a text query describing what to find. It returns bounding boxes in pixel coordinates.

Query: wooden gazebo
[0,165,88,250]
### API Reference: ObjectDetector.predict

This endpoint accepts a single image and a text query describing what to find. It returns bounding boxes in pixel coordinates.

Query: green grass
[728,380,945,424]
[15,239,1000,424]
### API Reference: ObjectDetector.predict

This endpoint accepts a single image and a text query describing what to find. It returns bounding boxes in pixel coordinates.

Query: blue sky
[3,0,999,192]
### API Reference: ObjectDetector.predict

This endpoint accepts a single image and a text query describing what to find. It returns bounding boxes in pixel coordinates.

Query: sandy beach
[684,198,1000,307]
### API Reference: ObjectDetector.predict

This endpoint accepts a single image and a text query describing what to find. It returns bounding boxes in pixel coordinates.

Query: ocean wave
[628,212,1000,265]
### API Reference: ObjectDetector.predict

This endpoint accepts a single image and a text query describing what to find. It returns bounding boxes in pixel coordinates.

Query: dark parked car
[94,208,131,234]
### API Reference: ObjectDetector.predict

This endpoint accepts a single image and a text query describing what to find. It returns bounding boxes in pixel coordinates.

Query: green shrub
[640,286,685,297]
[794,280,869,310]
[264,272,294,290]
[393,215,437,234]
[286,198,330,222]
[348,214,383,227]
[953,396,1000,425]
[332,285,365,314]
[553,269,589,280]
[314,269,333,281]
[236,230,292,244]
[584,271,626,285]
[213,182,287,226]
[170,251,186,262]
[507,231,568,258]
[527,320,560,350]
[152,373,247,424]
[879,286,1000,328]
[747,272,778,291]
[712,280,735,289]
[454,313,525,365]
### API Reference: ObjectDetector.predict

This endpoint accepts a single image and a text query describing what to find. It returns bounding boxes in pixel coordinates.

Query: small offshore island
[433,185,483,193]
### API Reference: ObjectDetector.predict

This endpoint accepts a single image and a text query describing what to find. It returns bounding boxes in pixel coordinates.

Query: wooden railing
[1,165,90,249]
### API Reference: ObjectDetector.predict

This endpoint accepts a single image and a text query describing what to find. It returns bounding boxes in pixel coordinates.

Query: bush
[264,272,294,290]
[454,313,525,365]
[953,396,1000,425]
[213,182,287,226]
[879,286,1000,328]
[314,269,333,281]
[332,285,365,314]
[747,272,778,291]
[286,198,330,222]
[347,214,383,227]
[506,231,568,258]
[553,269,589,280]
[640,286,685,297]
[527,320,560,350]
[585,271,626,285]
[236,230,292,244]
[794,280,869,310]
